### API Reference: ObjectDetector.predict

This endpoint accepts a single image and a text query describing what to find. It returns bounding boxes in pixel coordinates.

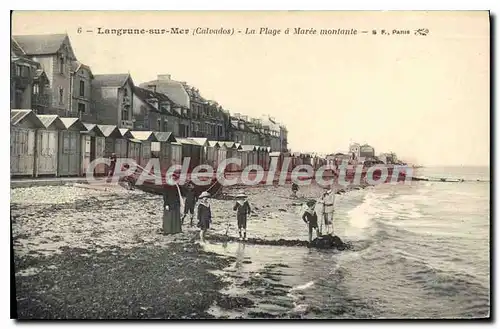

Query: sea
[205,166,491,319]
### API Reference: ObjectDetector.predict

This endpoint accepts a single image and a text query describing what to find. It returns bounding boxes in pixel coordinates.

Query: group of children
[301,186,336,242]
[182,181,336,244]
[294,182,337,242]
[181,181,252,243]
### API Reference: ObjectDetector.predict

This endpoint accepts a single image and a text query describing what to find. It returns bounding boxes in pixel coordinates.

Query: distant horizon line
[418,164,490,168]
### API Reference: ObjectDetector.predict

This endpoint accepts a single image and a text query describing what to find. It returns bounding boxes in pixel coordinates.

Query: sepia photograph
[9,10,490,320]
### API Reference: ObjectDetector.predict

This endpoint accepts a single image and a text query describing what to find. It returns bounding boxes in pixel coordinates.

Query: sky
[11,11,490,166]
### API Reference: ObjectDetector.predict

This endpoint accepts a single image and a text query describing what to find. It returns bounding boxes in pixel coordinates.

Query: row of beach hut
[11,110,280,178]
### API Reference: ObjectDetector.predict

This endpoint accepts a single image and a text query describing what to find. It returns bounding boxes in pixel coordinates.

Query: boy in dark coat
[291,182,299,198]
[302,199,320,242]
[233,192,251,241]
[182,181,198,226]
[197,191,212,243]
[108,153,117,177]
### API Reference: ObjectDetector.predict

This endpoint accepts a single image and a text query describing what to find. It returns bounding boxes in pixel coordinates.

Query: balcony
[120,120,134,129]
[123,96,131,106]
[32,93,49,107]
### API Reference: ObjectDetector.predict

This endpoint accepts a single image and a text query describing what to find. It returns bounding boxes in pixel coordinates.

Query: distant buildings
[379,152,397,164]
[349,142,360,159]
[92,73,135,129]
[328,143,399,166]
[10,38,50,113]
[359,144,375,159]
[10,33,289,152]
[13,34,75,117]
[70,61,93,120]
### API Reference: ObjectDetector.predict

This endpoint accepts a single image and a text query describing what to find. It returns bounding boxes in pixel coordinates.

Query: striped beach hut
[58,117,87,176]
[10,110,44,177]
[219,141,239,172]
[81,123,106,176]
[116,128,131,158]
[129,131,158,168]
[170,141,182,167]
[36,115,66,176]
[240,145,258,168]
[176,138,203,171]
[189,137,209,165]
[153,132,177,172]
[97,125,122,157]
[206,141,220,169]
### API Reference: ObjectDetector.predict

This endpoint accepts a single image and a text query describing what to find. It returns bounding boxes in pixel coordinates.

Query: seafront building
[11,32,404,176]
[11,32,287,152]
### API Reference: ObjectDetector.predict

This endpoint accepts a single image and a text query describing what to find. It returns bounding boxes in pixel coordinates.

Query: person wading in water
[197,191,212,243]
[233,192,252,241]
[302,199,320,243]
[182,181,198,226]
[319,185,336,235]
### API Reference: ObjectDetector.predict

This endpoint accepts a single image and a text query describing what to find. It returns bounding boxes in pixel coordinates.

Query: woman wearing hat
[197,191,212,243]
[233,192,252,241]
[162,185,183,235]
[302,199,320,243]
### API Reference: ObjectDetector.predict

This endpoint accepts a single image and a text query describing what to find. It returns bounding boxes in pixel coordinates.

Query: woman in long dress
[163,186,182,234]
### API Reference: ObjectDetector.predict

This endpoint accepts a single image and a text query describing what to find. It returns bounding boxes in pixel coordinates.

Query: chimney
[157,74,171,81]
[146,84,157,93]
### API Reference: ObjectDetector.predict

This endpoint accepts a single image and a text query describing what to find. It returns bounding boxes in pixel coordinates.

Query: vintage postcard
[10,10,490,320]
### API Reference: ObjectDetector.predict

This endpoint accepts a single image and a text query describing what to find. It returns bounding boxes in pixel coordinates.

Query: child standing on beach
[291,182,299,198]
[182,181,198,226]
[302,199,320,243]
[233,192,252,241]
[197,191,211,243]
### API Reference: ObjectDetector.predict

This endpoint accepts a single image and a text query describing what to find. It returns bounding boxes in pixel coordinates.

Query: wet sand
[11,183,365,319]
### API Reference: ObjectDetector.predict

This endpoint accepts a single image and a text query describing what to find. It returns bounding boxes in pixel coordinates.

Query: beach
[11,183,331,319]
[11,167,490,319]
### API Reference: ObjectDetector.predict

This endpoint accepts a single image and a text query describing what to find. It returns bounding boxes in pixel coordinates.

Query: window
[59,55,65,74]
[144,116,149,129]
[122,108,129,122]
[157,119,161,131]
[78,103,86,119]
[59,87,64,104]
[33,83,39,95]
[123,88,128,97]
[15,65,28,77]
[14,90,23,108]
[79,80,85,97]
